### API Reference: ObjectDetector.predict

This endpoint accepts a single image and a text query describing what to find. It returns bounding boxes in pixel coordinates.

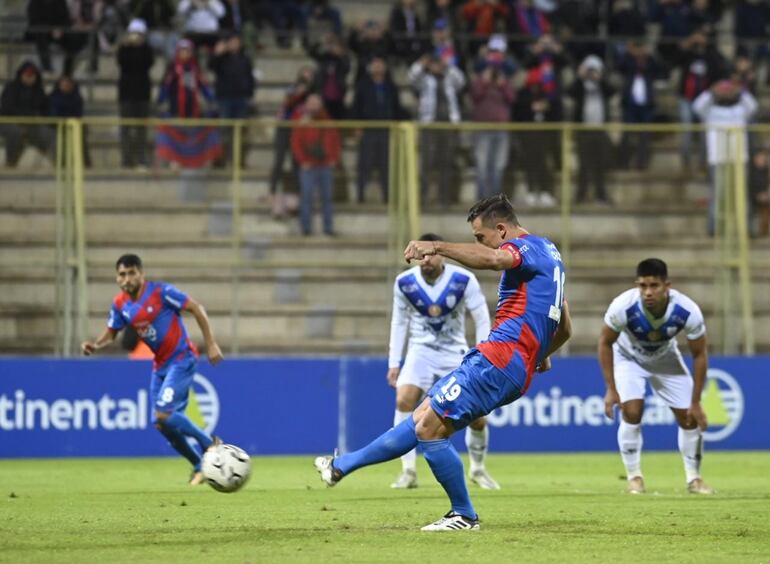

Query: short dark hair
[116,254,143,271]
[636,258,667,280]
[419,232,442,241]
[466,194,519,227]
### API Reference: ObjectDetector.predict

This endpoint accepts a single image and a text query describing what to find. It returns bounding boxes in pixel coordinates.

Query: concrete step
[2,303,768,355]
[2,269,770,315]
[0,204,712,245]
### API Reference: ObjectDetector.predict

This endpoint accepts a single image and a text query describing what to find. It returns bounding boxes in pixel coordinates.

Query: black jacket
[389,6,425,61]
[0,61,48,116]
[617,53,661,109]
[208,51,255,99]
[27,0,71,30]
[131,0,175,28]
[49,83,84,117]
[351,75,407,121]
[117,41,155,102]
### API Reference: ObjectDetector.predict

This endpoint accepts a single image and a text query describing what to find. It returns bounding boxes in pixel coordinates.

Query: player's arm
[387,285,409,388]
[598,324,621,420]
[537,300,573,372]
[184,298,224,365]
[81,327,118,356]
[686,335,709,431]
[404,240,515,271]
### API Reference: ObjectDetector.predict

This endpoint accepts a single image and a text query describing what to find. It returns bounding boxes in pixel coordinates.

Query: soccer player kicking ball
[599,258,714,495]
[388,232,499,491]
[315,195,573,531]
[82,254,224,485]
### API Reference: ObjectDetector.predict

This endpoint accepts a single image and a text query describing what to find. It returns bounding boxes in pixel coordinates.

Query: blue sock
[420,438,477,520]
[165,412,213,451]
[335,416,418,475]
[157,423,203,470]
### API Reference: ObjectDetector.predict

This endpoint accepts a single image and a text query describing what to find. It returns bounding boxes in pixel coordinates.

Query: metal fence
[0,117,759,355]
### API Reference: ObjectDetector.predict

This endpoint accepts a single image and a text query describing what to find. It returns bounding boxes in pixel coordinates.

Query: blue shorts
[428,349,524,430]
[149,357,197,422]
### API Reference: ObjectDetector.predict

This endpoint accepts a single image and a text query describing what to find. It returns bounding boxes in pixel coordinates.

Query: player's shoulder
[669,288,702,312]
[394,266,420,290]
[609,288,639,309]
[112,291,130,308]
[445,263,476,281]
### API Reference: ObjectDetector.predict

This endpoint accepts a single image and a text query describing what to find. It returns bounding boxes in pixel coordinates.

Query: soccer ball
[201,443,252,493]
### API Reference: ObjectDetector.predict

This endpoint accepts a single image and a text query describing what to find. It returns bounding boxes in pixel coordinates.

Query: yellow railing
[0,117,760,354]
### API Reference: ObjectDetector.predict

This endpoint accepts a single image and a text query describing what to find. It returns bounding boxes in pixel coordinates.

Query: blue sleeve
[161,283,190,311]
[107,302,126,331]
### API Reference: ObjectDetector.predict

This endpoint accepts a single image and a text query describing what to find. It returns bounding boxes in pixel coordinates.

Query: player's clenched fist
[81,341,96,356]
[207,342,224,365]
[404,240,437,263]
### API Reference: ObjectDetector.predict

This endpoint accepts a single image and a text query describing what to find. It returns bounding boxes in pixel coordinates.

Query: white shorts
[397,344,464,392]
[614,351,692,409]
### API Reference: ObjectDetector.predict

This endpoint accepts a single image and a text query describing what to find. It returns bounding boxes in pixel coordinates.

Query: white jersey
[388,264,490,369]
[604,288,706,369]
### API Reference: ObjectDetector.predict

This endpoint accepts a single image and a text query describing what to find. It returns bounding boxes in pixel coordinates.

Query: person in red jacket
[290,94,341,236]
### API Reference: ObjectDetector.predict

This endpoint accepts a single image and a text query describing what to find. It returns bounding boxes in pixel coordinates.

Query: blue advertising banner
[0,356,766,457]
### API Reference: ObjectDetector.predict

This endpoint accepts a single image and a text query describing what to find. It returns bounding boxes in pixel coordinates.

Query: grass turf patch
[1,452,768,563]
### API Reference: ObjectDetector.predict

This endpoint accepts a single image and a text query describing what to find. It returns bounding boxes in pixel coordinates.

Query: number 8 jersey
[476,234,565,392]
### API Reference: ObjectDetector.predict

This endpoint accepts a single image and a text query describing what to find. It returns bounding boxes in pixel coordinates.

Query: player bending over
[82,254,224,485]
[315,194,572,531]
[599,258,714,495]
[388,232,499,490]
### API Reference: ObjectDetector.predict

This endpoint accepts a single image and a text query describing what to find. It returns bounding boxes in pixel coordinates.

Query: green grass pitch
[1,452,769,563]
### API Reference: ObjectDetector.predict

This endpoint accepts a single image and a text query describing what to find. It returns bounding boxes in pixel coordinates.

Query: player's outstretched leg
[314,416,419,487]
[414,401,479,532]
[678,426,715,495]
[392,409,418,489]
[465,417,500,490]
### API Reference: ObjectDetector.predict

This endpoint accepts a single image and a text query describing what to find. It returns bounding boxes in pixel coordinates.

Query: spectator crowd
[2,0,770,236]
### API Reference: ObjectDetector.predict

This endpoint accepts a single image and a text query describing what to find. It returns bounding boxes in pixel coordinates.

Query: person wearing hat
[429,17,461,69]
[117,18,155,168]
[0,61,55,167]
[567,54,616,205]
[470,34,516,200]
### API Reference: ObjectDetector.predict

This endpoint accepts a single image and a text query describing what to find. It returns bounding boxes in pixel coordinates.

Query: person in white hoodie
[408,53,466,207]
[177,0,225,49]
[692,80,758,236]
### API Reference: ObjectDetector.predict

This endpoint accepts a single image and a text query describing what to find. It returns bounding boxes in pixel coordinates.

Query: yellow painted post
[62,120,75,356]
[69,119,89,347]
[559,124,572,271]
[403,122,421,240]
[397,124,408,255]
[54,121,65,355]
[387,123,399,271]
[230,121,242,354]
[732,128,755,354]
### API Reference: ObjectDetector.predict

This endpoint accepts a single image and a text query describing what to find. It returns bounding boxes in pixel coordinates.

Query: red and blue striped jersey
[476,234,565,393]
[107,281,198,370]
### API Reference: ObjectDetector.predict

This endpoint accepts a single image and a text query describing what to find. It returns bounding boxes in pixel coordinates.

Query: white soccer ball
[201,443,252,493]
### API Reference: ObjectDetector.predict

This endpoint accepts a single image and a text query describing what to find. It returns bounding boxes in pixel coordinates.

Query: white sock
[678,427,703,483]
[394,410,416,472]
[618,420,643,479]
[465,425,488,473]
